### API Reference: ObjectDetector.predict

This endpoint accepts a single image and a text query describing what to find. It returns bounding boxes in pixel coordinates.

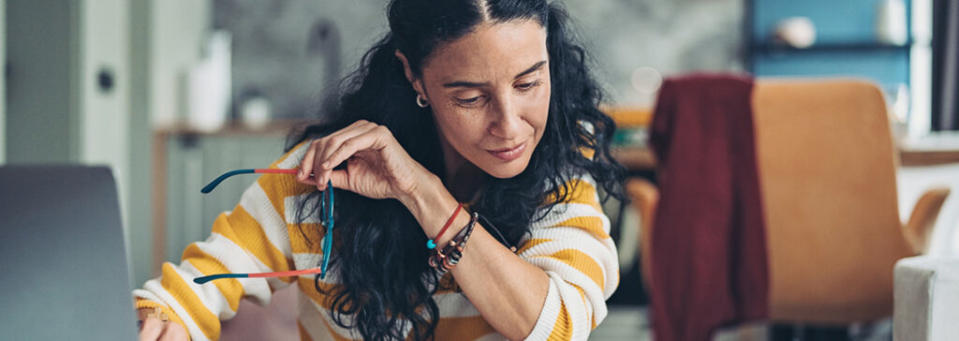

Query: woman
[135,0,624,340]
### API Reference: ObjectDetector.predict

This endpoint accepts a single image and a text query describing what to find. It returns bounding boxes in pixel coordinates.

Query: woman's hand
[297,120,436,202]
[137,308,188,341]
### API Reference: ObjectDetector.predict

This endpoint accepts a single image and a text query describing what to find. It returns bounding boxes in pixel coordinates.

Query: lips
[487,141,527,161]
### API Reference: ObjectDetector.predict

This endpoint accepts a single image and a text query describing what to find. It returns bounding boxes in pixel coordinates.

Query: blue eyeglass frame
[194,168,336,283]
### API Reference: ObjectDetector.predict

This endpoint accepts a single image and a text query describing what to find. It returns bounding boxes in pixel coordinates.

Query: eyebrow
[442,60,548,88]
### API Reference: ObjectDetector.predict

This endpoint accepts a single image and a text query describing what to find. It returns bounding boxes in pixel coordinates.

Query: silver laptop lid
[0,165,139,340]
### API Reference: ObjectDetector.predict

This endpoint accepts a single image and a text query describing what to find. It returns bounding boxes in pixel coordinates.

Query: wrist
[397,163,437,202]
[399,171,441,212]
[137,306,169,321]
[399,174,461,238]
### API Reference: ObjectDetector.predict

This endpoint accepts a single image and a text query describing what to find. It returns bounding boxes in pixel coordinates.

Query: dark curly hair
[286,0,624,339]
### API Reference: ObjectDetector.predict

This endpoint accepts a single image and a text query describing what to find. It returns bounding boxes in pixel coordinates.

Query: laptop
[0,165,139,340]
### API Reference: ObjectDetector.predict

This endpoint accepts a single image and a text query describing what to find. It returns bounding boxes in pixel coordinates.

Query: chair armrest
[894,256,959,341]
[625,178,659,291]
[903,187,951,254]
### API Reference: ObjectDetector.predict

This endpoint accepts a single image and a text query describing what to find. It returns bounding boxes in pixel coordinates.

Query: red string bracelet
[427,204,463,249]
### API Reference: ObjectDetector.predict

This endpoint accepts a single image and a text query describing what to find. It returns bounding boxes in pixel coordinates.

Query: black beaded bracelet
[428,211,478,272]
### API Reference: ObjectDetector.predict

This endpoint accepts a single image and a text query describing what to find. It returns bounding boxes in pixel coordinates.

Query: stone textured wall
[563,0,745,107]
[214,1,389,119]
[214,0,744,118]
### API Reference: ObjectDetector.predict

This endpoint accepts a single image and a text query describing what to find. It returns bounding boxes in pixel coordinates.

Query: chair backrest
[752,79,913,323]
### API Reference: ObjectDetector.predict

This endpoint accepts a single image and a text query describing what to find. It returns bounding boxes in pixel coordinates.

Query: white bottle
[188,31,232,132]
[877,0,908,45]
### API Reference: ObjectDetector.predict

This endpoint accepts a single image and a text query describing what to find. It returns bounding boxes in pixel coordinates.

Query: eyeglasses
[193,168,336,284]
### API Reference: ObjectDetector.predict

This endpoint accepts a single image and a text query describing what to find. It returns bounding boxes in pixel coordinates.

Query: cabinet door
[164,135,287,262]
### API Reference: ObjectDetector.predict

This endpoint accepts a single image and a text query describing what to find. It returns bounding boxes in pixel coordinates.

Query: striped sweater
[134,142,619,340]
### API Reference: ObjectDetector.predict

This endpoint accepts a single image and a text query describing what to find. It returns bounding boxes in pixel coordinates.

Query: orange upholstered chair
[628,79,950,325]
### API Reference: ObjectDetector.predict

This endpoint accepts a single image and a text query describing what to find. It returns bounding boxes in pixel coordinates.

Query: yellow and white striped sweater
[134,142,619,340]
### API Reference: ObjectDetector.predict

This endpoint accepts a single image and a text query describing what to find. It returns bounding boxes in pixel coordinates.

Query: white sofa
[894,256,959,340]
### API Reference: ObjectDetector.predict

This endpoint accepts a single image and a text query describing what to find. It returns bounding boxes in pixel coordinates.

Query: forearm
[451,224,550,339]
[400,177,549,340]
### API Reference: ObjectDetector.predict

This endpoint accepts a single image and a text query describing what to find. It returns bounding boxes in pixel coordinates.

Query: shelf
[153,119,315,137]
[751,42,911,54]
[899,132,959,166]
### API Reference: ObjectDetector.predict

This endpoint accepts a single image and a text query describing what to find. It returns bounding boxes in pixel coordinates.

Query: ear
[394,50,427,97]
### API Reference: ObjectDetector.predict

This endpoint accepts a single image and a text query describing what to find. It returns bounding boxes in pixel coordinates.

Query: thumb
[328,169,350,191]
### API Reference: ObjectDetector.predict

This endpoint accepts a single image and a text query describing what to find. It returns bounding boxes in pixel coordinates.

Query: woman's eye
[516,80,541,91]
[455,96,482,105]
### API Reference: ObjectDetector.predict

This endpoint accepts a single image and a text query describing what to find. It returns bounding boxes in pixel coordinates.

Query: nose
[488,94,525,140]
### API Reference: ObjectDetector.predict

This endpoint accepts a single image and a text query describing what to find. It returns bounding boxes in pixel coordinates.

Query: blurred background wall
[210,0,745,115]
[0,0,5,164]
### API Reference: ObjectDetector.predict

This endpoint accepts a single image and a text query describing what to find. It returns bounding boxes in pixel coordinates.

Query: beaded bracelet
[428,212,472,271]
[427,203,463,249]
[440,212,477,271]
[136,306,169,330]
[428,211,478,272]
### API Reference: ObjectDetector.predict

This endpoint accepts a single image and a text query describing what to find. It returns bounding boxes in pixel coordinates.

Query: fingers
[139,318,188,341]
[297,140,320,185]
[315,124,382,190]
[325,126,391,168]
[138,317,164,341]
[314,123,377,191]
[158,320,189,341]
[297,120,372,187]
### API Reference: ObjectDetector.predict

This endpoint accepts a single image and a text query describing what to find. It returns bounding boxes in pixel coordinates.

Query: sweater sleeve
[520,174,620,340]
[133,142,314,341]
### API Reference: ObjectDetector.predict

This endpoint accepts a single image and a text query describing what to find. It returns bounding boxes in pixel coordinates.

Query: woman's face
[408,20,551,179]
